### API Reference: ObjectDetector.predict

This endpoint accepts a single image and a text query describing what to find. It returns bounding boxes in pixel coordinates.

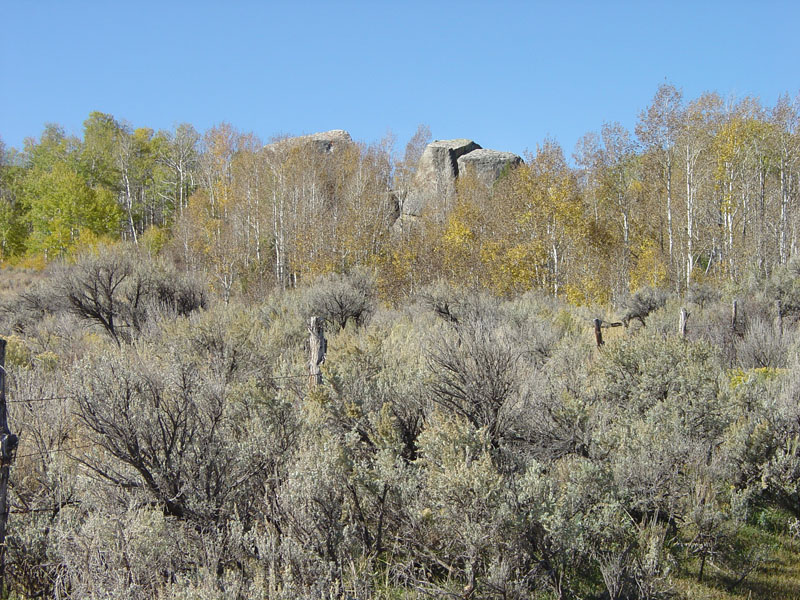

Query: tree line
[1,85,798,304]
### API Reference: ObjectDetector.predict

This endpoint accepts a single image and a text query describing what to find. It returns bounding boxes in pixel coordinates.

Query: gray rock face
[402,139,482,217]
[300,129,353,153]
[457,149,522,187]
[261,130,522,231]
[400,139,522,220]
[264,129,353,154]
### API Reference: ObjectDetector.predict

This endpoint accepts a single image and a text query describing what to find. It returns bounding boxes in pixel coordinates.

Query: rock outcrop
[261,130,521,232]
[402,139,481,217]
[264,129,353,154]
[297,129,353,153]
[400,139,522,222]
[457,149,522,187]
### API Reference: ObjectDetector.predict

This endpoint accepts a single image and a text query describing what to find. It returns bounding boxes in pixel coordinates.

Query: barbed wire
[5,373,314,405]
[13,444,96,461]
[7,396,75,404]
[10,501,81,515]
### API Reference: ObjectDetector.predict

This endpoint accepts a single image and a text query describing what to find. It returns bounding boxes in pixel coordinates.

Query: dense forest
[1,85,800,599]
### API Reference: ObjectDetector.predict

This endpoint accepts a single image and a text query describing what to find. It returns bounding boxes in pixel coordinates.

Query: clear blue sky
[2,1,798,159]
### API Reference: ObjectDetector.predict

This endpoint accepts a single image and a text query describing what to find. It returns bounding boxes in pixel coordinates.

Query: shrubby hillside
[1,245,800,599]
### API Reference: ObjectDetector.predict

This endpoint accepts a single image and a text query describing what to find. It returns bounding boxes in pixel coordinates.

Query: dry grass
[674,525,800,600]
[0,264,46,302]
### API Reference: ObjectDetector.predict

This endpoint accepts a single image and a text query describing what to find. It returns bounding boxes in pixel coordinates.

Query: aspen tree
[636,84,683,282]
[772,95,799,264]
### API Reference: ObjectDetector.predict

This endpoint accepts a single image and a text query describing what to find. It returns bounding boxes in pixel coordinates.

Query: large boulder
[299,129,353,153]
[400,140,522,222]
[402,139,481,217]
[457,149,522,187]
[264,129,353,154]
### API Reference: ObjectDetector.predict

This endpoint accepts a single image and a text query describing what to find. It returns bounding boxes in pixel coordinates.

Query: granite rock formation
[264,129,353,154]
[400,139,522,222]
[457,149,523,187]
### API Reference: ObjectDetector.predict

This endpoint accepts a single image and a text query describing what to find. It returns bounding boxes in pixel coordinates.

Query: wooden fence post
[308,317,326,387]
[593,319,623,347]
[0,338,18,594]
[593,318,604,347]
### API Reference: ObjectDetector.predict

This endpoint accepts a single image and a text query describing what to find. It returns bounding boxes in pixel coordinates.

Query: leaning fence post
[0,339,18,594]
[593,318,623,347]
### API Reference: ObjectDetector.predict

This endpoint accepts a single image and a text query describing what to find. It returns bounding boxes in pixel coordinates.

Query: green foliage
[0,154,28,258]
[80,111,123,189]
[25,161,122,257]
